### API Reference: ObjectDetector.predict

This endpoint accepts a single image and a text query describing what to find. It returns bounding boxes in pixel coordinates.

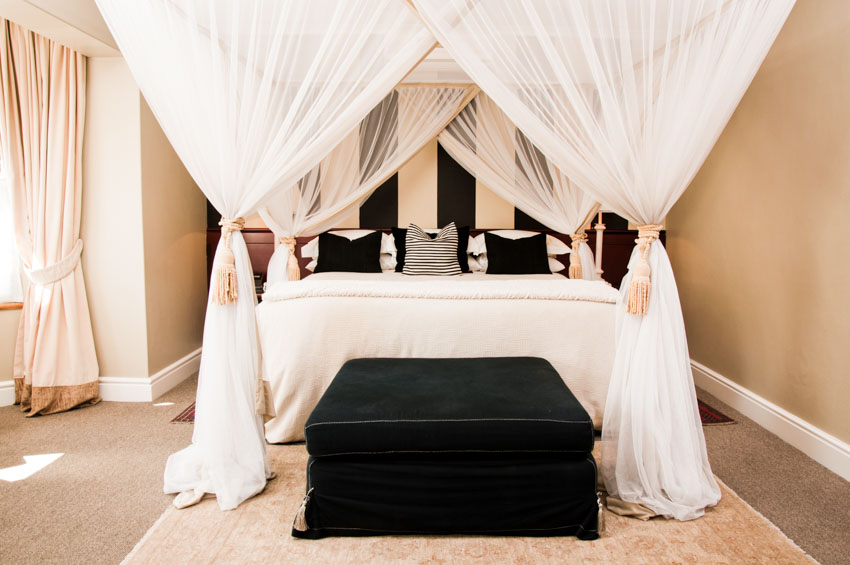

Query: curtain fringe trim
[14,377,100,416]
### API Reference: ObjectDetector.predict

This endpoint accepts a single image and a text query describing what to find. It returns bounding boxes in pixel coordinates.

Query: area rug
[699,399,736,426]
[170,403,195,424]
[122,445,814,565]
[172,400,737,426]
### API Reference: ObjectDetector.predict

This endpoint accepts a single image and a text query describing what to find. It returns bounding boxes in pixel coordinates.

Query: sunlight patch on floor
[0,453,64,482]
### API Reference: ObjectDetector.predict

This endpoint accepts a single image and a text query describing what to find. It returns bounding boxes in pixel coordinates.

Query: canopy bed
[94,0,796,522]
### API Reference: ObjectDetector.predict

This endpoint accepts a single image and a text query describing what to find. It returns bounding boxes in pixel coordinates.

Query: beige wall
[397,139,439,228]
[140,100,206,375]
[0,308,20,380]
[81,57,149,379]
[476,179,514,229]
[0,19,204,392]
[81,58,206,381]
[667,0,850,443]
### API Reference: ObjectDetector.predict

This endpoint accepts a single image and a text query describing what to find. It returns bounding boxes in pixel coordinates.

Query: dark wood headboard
[206,228,665,293]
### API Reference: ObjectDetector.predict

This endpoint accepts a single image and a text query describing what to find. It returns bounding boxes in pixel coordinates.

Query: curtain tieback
[278,237,301,281]
[25,239,84,286]
[212,217,245,305]
[626,224,663,315]
[568,233,588,279]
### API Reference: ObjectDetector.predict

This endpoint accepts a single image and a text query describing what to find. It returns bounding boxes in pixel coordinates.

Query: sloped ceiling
[0,0,119,56]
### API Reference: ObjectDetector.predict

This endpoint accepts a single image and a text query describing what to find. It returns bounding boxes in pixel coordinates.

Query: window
[0,154,23,303]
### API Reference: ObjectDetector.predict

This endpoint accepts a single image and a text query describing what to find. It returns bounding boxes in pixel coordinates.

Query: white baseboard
[0,348,200,406]
[149,348,201,400]
[691,359,850,483]
[99,348,201,403]
[0,379,14,407]
[97,376,154,403]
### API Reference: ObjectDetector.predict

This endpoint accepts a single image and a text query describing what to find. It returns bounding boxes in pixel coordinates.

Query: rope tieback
[279,237,301,281]
[212,217,245,305]
[568,232,588,279]
[626,224,663,316]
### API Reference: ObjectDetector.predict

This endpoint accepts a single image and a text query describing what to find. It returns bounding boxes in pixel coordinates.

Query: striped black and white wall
[333,139,629,231]
[211,140,630,232]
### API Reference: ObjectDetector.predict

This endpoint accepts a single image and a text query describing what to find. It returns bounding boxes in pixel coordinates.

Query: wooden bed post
[594,212,606,282]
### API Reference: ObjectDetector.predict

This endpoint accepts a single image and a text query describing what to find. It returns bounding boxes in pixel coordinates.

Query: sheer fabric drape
[260,85,477,284]
[96,0,435,510]
[438,93,599,280]
[415,0,795,519]
[0,19,99,415]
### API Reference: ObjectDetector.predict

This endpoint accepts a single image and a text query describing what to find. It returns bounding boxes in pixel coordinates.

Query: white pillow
[467,255,483,272]
[471,230,570,257]
[473,254,564,274]
[380,254,397,271]
[302,230,394,259]
[305,253,397,273]
[548,257,566,273]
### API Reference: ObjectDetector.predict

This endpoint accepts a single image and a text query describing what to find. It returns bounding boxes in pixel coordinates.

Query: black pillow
[394,225,470,273]
[391,227,409,273]
[484,232,551,275]
[314,231,382,273]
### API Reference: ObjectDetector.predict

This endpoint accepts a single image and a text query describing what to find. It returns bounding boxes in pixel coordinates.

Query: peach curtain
[0,19,99,415]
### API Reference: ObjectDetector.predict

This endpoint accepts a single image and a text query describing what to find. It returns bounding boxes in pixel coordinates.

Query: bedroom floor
[0,376,847,565]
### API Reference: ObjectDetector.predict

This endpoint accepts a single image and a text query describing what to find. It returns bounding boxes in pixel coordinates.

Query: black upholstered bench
[292,357,600,540]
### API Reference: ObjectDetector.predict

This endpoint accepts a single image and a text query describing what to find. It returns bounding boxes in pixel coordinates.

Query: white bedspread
[257,275,619,443]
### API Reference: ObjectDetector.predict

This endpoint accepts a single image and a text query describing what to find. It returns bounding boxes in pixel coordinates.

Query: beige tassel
[212,247,238,305]
[212,217,245,305]
[626,253,652,315]
[597,493,606,534]
[293,487,314,532]
[626,225,662,316]
[280,237,301,281]
[568,233,587,279]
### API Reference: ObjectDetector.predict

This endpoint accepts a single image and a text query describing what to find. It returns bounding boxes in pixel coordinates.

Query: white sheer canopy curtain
[414,0,795,520]
[95,0,435,510]
[438,93,599,280]
[260,85,477,285]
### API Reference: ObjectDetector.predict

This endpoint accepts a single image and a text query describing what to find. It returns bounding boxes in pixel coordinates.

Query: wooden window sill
[0,302,23,310]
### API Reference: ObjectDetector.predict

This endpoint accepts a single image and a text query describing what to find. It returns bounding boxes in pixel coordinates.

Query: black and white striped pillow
[402,223,462,276]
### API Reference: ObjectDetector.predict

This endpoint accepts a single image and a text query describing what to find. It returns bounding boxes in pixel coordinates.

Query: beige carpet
[0,377,197,565]
[123,444,816,565]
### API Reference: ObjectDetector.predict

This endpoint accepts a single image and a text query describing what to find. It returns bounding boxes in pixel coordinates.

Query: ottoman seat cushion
[305,357,594,457]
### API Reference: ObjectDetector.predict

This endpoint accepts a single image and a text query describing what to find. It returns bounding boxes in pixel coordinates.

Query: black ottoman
[292,357,600,540]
